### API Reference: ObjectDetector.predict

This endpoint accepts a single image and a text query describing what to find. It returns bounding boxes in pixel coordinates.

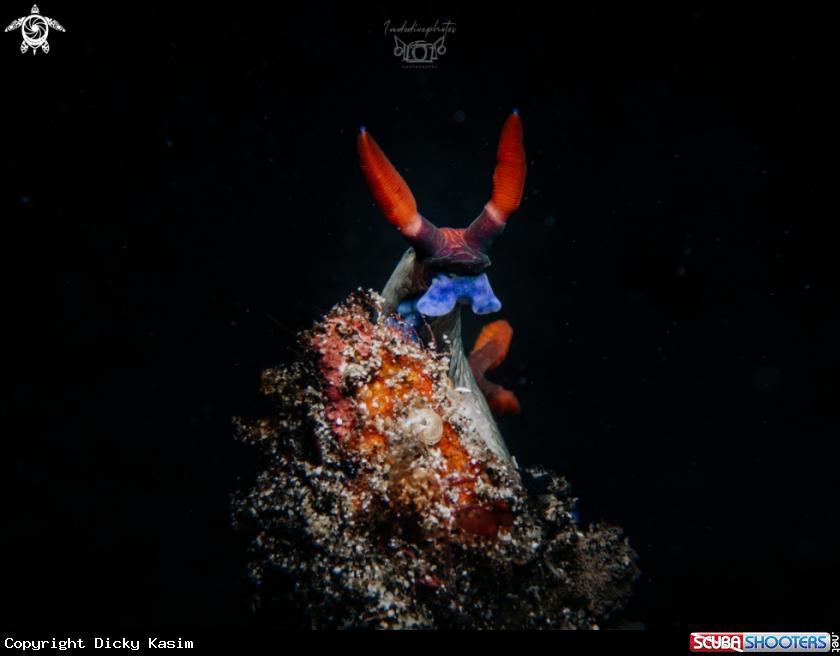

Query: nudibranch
[233,113,639,629]
[361,112,528,460]
[358,110,525,319]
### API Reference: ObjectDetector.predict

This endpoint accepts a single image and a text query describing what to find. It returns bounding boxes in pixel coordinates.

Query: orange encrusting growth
[341,331,483,506]
[352,351,435,454]
[469,320,521,418]
[358,129,420,234]
[311,310,481,492]
[491,112,527,218]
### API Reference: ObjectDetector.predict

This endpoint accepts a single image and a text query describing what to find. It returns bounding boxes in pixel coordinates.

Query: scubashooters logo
[384,19,455,68]
[690,632,833,652]
[4,5,65,55]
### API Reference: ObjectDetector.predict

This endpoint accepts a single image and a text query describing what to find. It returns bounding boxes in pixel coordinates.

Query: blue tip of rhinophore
[360,125,366,134]
[512,108,519,115]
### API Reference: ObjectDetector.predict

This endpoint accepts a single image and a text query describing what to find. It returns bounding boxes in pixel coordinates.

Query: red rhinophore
[358,112,526,274]
[490,112,527,216]
[357,129,421,234]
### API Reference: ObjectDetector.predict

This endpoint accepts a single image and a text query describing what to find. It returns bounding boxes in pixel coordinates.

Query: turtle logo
[5,5,65,55]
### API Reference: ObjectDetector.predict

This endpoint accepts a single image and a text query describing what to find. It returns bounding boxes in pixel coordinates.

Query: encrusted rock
[232,291,639,629]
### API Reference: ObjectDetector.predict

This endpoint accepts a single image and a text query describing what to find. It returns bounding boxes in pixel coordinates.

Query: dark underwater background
[3,2,838,630]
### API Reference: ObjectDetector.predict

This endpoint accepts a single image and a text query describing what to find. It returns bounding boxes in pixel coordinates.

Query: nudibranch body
[233,113,639,629]
[365,112,528,441]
